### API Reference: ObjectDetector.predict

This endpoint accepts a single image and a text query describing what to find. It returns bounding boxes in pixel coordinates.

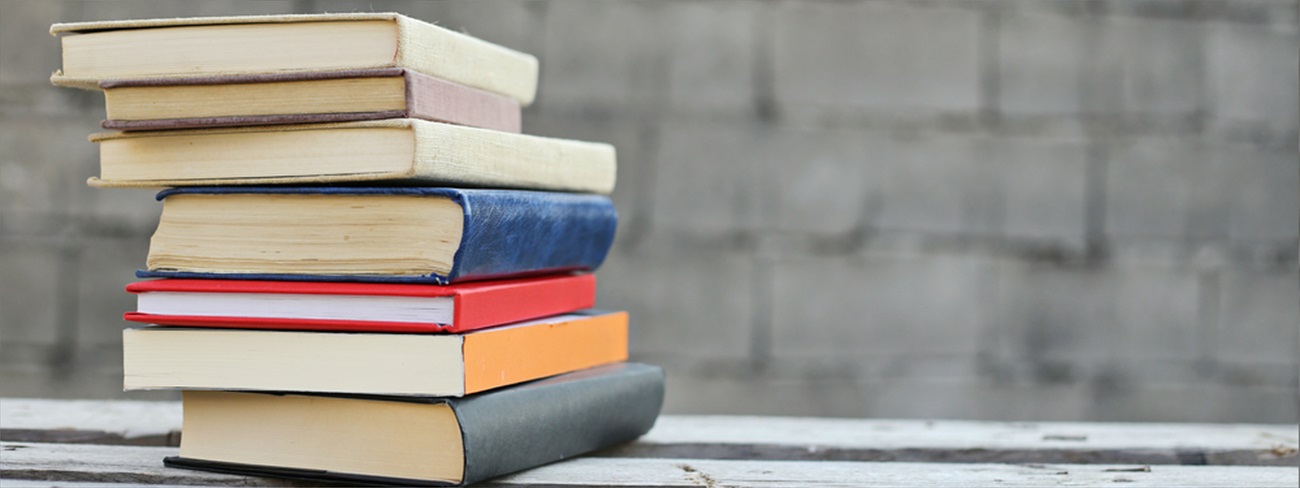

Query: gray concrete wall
[1,0,1296,423]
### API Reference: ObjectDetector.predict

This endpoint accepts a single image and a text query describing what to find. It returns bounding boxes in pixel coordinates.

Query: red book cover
[123,273,596,333]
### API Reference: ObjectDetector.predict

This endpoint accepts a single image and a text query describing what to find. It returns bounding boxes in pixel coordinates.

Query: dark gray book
[163,363,664,486]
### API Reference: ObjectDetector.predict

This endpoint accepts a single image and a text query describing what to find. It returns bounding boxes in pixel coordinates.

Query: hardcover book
[140,187,617,284]
[123,310,629,396]
[165,363,664,486]
[124,274,595,333]
[51,12,539,105]
[88,119,616,193]
[101,69,521,132]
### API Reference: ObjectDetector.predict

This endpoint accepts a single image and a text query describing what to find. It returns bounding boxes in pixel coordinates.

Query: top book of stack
[51,13,619,193]
[50,13,539,105]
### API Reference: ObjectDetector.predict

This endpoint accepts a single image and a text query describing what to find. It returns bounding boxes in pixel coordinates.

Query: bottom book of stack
[168,363,664,486]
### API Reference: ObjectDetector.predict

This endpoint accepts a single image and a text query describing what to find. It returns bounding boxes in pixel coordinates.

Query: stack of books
[52,12,663,486]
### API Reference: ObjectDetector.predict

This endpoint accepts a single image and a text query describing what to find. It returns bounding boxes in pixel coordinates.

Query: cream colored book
[88,119,616,193]
[50,12,538,105]
[122,311,629,396]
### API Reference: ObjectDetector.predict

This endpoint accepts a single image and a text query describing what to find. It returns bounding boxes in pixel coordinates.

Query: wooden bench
[2,398,1297,487]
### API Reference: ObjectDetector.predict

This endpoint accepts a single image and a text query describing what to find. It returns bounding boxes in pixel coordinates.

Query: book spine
[395,16,539,105]
[451,363,665,485]
[404,71,522,133]
[450,273,596,332]
[409,120,617,195]
[448,190,617,283]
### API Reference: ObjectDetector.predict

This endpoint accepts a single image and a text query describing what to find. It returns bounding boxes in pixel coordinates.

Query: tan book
[100,69,522,133]
[89,119,616,193]
[50,12,538,105]
[168,364,663,485]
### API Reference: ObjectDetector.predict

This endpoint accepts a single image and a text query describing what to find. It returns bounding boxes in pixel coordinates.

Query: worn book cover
[88,119,616,194]
[139,187,617,284]
[51,12,538,104]
[101,68,521,132]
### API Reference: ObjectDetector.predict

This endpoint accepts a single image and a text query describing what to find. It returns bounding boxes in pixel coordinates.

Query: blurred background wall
[1,0,1296,423]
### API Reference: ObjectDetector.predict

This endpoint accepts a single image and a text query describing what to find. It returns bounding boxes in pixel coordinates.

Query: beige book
[179,391,465,483]
[100,69,522,133]
[89,119,616,193]
[50,12,538,105]
[123,311,628,396]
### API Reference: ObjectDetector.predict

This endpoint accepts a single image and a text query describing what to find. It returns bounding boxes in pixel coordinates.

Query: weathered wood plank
[605,416,1300,466]
[5,399,1295,466]
[0,480,197,488]
[0,399,180,446]
[3,442,1296,488]
[0,442,319,487]
[488,458,1300,488]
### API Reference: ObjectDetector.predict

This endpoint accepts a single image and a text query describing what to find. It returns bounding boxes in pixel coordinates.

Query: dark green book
[164,363,664,486]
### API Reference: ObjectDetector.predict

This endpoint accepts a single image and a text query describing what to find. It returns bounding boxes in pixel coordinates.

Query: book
[123,310,629,396]
[139,187,617,284]
[164,363,664,486]
[87,119,616,193]
[50,12,538,105]
[100,69,521,133]
[123,274,595,333]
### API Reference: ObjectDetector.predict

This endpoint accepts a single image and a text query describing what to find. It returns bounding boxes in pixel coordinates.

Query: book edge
[51,12,402,34]
[164,456,458,487]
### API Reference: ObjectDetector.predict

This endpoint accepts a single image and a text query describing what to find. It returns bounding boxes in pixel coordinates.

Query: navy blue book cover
[138,187,617,284]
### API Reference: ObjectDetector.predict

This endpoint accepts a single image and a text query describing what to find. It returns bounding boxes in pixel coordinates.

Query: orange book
[123,311,627,396]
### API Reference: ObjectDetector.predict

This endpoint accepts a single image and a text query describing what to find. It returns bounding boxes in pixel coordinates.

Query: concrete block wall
[0,0,1295,423]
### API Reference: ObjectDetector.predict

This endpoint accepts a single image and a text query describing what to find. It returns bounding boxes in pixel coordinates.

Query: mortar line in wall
[50,239,81,381]
[618,0,667,253]
[977,1,1001,127]
[749,255,775,371]
[1083,142,1109,262]
[617,116,662,254]
[1195,270,1221,379]
[751,1,777,123]
[47,0,85,380]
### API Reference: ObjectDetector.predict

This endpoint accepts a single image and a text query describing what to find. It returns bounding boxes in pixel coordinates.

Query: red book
[123,274,596,333]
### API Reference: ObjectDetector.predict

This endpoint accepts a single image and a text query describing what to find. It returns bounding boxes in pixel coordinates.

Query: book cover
[87,119,616,194]
[51,12,539,105]
[123,310,630,396]
[138,187,617,284]
[164,363,665,486]
[100,68,522,133]
[124,273,596,333]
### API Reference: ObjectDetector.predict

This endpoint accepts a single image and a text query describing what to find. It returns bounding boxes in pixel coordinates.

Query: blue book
[139,187,616,284]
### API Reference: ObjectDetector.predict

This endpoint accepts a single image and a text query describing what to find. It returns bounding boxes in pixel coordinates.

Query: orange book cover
[463,310,628,394]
